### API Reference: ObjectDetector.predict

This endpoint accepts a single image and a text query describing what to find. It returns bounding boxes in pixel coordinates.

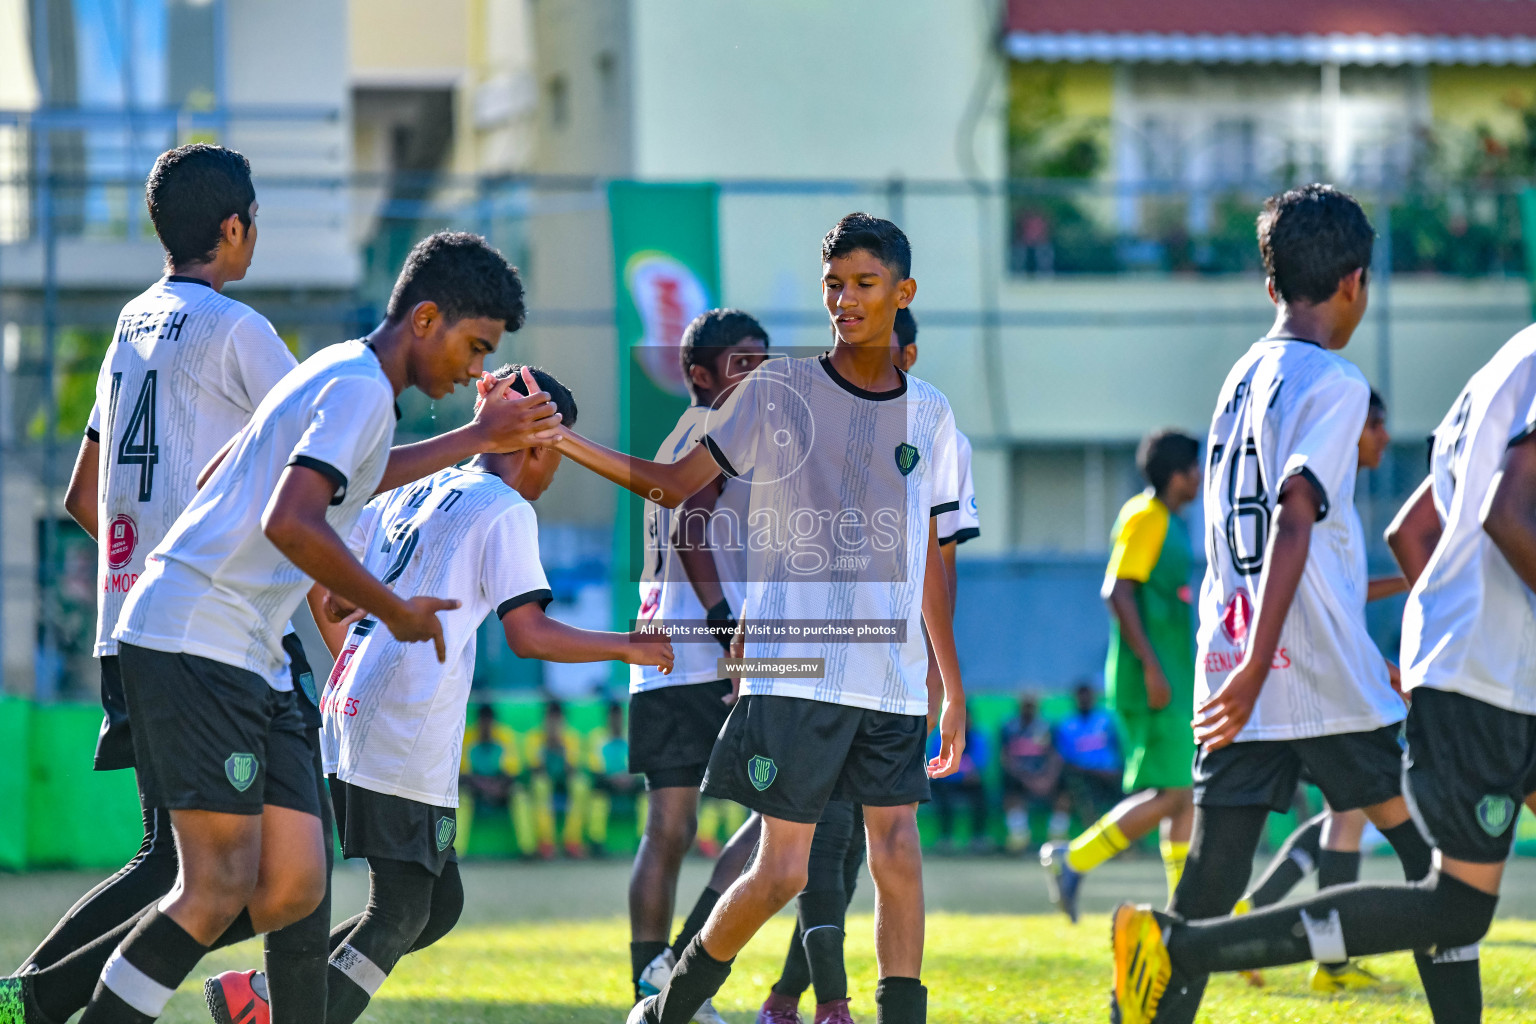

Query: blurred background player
[926,703,989,854]
[1051,683,1123,829]
[526,699,595,860]
[590,700,645,857]
[626,308,769,1021]
[1041,430,1200,921]
[458,704,538,859]
[999,695,1063,852]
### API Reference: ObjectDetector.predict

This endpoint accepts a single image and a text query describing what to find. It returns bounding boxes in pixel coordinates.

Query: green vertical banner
[607,181,721,644]
[1521,187,1536,321]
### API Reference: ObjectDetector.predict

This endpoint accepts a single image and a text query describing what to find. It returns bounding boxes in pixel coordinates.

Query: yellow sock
[1161,838,1190,900]
[1066,819,1130,873]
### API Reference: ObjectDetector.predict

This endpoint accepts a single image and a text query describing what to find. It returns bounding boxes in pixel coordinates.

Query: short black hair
[679,308,768,378]
[386,231,527,332]
[492,362,577,428]
[822,212,912,280]
[1137,429,1201,493]
[145,144,255,267]
[476,703,495,721]
[893,307,917,348]
[1257,184,1374,305]
[1368,388,1386,415]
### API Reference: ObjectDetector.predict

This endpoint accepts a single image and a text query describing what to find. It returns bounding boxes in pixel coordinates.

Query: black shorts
[629,680,734,790]
[1404,687,1536,865]
[702,694,929,824]
[97,634,318,770]
[1193,723,1403,813]
[330,776,457,876]
[120,643,321,817]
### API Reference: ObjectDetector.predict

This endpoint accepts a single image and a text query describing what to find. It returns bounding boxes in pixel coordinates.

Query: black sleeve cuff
[930,500,960,517]
[939,527,980,546]
[1283,466,1330,521]
[85,426,100,443]
[703,435,740,478]
[497,589,553,618]
[288,455,349,506]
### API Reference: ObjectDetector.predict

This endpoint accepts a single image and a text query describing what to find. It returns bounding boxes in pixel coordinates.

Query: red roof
[1007,0,1536,38]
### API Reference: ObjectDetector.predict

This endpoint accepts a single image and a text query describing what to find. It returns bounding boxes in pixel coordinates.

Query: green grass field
[7,857,1536,1023]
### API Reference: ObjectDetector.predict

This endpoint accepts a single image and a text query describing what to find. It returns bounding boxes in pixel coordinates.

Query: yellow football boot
[1309,959,1401,994]
[1111,903,1173,1024]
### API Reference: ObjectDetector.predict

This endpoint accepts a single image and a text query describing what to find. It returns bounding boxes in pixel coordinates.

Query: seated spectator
[589,699,644,854]
[525,699,594,859]
[925,702,989,852]
[999,694,1062,852]
[1052,682,1123,826]
[459,703,536,857]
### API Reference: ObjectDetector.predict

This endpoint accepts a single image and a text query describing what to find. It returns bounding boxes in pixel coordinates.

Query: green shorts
[1119,709,1194,792]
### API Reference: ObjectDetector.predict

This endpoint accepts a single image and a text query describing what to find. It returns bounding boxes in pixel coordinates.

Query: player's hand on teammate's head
[383,595,462,662]
[1194,661,1263,751]
[471,365,561,453]
[927,698,967,778]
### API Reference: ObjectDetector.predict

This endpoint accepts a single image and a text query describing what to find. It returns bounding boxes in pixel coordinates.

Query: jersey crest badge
[435,816,457,851]
[225,752,258,793]
[1220,590,1253,645]
[895,443,920,476]
[748,754,778,791]
[1476,794,1515,837]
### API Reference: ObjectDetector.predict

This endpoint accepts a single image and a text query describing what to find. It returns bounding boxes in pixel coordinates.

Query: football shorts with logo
[702,694,929,824]
[330,776,457,876]
[119,642,320,817]
[1193,723,1403,813]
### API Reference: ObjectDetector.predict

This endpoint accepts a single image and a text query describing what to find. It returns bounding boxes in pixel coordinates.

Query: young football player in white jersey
[206,364,669,1024]
[50,233,557,1024]
[1106,321,1536,1024]
[628,309,768,1022]
[552,213,967,1024]
[1109,185,1442,1024]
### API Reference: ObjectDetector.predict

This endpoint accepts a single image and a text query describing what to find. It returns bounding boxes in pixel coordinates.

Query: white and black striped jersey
[88,276,297,655]
[1197,337,1403,741]
[702,353,960,716]
[322,465,552,806]
[937,429,979,545]
[631,404,749,692]
[116,340,394,688]
[1402,325,1536,714]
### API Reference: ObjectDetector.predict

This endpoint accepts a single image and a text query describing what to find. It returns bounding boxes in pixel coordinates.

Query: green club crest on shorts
[225,752,258,793]
[435,816,456,852]
[1476,794,1515,837]
[895,443,920,476]
[748,755,777,791]
[298,670,317,706]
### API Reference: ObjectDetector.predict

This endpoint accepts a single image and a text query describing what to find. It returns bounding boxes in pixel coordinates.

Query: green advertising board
[607,182,721,642]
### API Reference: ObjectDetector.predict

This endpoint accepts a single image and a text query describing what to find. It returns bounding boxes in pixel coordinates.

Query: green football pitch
[6,856,1536,1023]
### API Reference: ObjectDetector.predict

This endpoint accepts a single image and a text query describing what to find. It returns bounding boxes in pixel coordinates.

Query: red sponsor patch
[106,515,138,570]
[1220,590,1253,645]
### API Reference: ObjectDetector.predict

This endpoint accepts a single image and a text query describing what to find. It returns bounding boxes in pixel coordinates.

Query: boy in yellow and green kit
[1042,430,1201,922]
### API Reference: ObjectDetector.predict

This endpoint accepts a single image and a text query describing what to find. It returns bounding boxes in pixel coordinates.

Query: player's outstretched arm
[376,367,562,494]
[263,465,459,661]
[550,424,722,508]
[1195,473,1320,751]
[1483,433,1536,593]
[500,602,673,672]
[64,435,100,539]
[673,479,737,646]
[922,516,966,778]
[1386,475,1443,588]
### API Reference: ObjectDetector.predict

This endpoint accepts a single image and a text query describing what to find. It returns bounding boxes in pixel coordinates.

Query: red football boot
[204,969,270,1024]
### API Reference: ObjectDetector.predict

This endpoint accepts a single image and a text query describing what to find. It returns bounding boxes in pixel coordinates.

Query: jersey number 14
[110,371,160,502]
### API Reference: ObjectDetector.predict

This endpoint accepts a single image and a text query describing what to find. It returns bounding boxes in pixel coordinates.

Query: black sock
[1316,850,1361,891]
[79,908,209,1024]
[266,735,334,1024]
[22,806,178,973]
[874,976,926,1024]
[669,887,722,959]
[408,861,464,952]
[631,940,669,994]
[798,890,848,1004]
[1414,947,1483,1024]
[212,910,255,951]
[330,914,364,954]
[771,923,811,999]
[31,907,149,1023]
[1380,820,1434,882]
[326,859,435,1024]
[651,938,732,1024]
[1246,812,1324,909]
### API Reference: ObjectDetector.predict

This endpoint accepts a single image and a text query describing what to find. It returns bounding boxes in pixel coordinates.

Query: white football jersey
[632,404,750,692]
[322,466,552,806]
[88,277,298,655]
[703,354,960,716]
[1402,326,1536,714]
[937,429,979,545]
[116,340,395,688]
[1196,337,1402,741]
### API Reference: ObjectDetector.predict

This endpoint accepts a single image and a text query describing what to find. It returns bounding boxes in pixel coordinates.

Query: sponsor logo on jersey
[106,514,138,570]
[895,443,920,476]
[225,752,259,792]
[639,585,661,618]
[434,815,457,851]
[1476,794,1515,837]
[748,754,778,791]
[1220,590,1253,645]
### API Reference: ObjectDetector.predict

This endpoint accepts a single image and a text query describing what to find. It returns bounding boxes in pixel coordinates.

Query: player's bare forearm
[921,518,963,706]
[1483,434,1536,594]
[1241,478,1318,677]
[1106,579,1161,673]
[501,603,671,671]
[675,479,729,610]
[64,436,100,539]
[305,584,351,659]
[198,432,240,489]
[941,540,958,615]
[551,425,720,508]
[1386,476,1442,587]
[1366,575,1409,602]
